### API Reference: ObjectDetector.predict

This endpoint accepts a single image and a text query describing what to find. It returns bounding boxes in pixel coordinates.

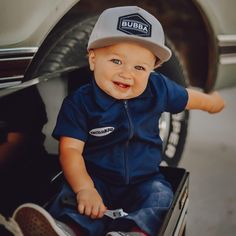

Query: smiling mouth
[113,81,131,89]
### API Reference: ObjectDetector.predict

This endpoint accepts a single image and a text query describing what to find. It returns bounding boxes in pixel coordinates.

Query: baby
[0,6,224,236]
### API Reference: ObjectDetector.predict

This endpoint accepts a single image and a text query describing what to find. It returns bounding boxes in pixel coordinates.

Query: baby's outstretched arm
[59,137,107,219]
[186,88,225,113]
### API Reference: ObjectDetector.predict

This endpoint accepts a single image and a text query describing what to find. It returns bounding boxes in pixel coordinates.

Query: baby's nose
[119,65,133,79]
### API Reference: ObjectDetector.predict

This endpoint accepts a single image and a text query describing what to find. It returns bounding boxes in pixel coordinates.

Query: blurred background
[180,87,236,236]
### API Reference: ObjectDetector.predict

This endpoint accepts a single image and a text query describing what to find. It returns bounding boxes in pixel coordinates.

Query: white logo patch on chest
[89,127,115,137]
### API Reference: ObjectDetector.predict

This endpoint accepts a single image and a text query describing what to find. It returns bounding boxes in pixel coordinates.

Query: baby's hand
[76,188,107,219]
[208,91,225,113]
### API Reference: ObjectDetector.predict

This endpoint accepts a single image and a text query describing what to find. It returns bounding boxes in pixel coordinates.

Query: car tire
[28,16,189,167]
[157,42,189,166]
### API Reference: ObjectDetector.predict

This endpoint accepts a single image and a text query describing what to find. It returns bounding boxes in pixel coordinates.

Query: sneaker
[0,214,23,236]
[0,203,76,236]
[106,232,144,236]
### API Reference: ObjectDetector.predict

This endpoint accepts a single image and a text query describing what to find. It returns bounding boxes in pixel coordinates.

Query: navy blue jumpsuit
[49,72,188,236]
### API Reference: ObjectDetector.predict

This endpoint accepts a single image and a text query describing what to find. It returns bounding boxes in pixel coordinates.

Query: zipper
[123,100,134,184]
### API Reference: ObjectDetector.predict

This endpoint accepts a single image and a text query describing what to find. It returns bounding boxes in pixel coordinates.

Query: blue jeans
[49,173,173,236]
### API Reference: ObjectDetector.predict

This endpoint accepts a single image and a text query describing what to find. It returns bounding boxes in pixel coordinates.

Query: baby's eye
[110,59,122,65]
[134,65,146,71]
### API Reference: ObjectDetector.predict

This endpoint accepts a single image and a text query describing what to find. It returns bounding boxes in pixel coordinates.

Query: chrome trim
[218,35,236,64]
[0,47,38,81]
[219,53,236,65]
[0,81,22,89]
[218,35,236,47]
[0,56,33,62]
[0,75,23,81]
[0,66,79,97]
[0,47,38,56]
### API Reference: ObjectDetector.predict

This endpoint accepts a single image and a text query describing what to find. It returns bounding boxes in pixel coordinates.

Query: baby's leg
[127,178,173,235]
[108,176,173,236]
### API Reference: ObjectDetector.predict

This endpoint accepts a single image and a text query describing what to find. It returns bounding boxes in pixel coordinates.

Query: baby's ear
[154,57,162,69]
[154,63,162,69]
[88,50,95,71]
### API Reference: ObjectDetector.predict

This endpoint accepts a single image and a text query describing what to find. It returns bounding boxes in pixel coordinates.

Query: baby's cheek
[134,84,147,96]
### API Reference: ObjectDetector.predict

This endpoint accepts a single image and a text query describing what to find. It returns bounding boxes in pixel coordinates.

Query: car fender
[0,0,79,47]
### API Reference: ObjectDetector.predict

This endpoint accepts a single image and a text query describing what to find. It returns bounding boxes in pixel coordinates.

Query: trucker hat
[87,6,172,63]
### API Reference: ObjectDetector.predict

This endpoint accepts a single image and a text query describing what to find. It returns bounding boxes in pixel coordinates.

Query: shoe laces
[0,213,24,236]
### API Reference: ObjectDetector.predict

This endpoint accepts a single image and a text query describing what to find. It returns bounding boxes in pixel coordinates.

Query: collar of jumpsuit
[92,77,154,111]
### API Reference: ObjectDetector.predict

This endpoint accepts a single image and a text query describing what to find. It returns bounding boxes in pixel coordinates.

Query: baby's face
[88,42,156,100]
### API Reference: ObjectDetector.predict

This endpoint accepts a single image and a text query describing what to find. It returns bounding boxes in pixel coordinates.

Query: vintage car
[1,0,235,166]
[0,0,235,235]
[0,0,236,165]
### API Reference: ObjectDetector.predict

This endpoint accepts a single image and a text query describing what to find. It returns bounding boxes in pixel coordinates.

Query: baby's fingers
[97,204,107,218]
[78,202,93,217]
[90,204,107,219]
[78,203,85,215]
[84,204,92,216]
[90,205,100,219]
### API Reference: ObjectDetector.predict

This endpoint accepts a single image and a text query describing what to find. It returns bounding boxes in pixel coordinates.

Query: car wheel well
[59,0,213,90]
[26,0,214,90]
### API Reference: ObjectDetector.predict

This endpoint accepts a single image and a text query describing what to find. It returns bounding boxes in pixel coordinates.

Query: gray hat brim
[87,36,172,63]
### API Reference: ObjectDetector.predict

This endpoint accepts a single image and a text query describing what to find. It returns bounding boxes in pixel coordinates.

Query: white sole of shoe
[12,203,67,236]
